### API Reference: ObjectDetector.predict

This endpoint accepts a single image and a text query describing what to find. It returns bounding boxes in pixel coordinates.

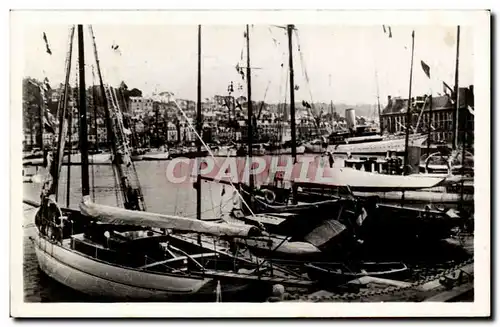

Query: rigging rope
[171,99,257,217]
[90,65,97,202]
[294,29,319,131]
[278,50,288,141]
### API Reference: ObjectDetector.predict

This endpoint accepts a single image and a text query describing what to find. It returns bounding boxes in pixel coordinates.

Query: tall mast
[246,24,254,189]
[452,26,461,151]
[88,26,115,161]
[37,98,44,152]
[29,112,34,149]
[330,100,334,128]
[426,94,433,156]
[403,30,415,175]
[287,24,297,163]
[77,25,90,196]
[66,107,72,207]
[196,25,202,224]
[375,69,382,133]
[50,26,75,197]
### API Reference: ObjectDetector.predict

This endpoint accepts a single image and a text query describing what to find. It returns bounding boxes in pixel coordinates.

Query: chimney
[387,95,392,105]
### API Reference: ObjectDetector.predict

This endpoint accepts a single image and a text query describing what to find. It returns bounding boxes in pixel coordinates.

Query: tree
[23,77,43,148]
[128,88,142,97]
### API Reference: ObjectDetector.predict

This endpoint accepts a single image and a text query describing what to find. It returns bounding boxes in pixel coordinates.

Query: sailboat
[27,25,316,301]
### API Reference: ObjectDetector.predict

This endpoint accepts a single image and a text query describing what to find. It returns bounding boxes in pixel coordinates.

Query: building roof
[381,86,473,115]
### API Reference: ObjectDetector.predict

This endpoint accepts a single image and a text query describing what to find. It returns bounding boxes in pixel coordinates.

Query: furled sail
[80,196,262,238]
[196,156,445,191]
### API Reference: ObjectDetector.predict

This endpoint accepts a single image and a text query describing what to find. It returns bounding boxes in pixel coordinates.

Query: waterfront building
[129,96,154,117]
[380,85,474,146]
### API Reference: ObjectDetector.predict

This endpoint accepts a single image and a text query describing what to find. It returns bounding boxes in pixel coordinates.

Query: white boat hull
[33,232,210,301]
[328,135,428,155]
[266,145,306,155]
[23,153,112,166]
[304,144,326,154]
[142,152,170,161]
[64,153,112,164]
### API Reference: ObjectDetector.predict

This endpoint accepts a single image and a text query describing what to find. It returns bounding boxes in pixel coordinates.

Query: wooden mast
[196,25,202,226]
[287,24,299,204]
[66,107,72,207]
[375,69,382,133]
[426,94,433,156]
[452,26,461,151]
[287,24,297,163]
[88,26,115,166]
[37,96,44,153]
[403,30,415,175]
[50,25,75,197]
[77,25,90,196]
[246,24,254,190]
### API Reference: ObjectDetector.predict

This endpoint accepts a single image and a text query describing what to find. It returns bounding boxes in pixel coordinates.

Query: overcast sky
[23,24,473,105]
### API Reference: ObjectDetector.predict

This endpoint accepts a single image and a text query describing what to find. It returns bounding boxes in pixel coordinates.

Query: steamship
[305,108,427,155]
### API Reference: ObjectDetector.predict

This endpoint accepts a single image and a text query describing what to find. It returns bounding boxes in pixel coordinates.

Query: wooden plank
[191,270,316,287]
[348,276,412,288]
[423,283,474,302]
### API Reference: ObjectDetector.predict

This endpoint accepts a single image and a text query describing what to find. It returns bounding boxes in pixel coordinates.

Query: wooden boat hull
[305,262,409,285]
[169,151,209,159]
[142,152,170,161]
[23,154,112,166]
[33,232,212,301]
[352,190,474,205]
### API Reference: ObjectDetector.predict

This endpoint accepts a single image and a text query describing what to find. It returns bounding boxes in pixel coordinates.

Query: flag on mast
[382,25,392,38]
[42,32,52,55]
[420,60,431,79]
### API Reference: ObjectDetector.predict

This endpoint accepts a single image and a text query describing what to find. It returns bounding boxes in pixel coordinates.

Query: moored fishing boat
[32,199,262,301]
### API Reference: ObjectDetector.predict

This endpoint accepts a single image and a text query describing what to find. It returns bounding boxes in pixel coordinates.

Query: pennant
[302,100,311,109]
[294,85,300,91]
[111,43,122,56]
[420,60,431,79]
[383,25,392,38]
[42,32,52,55]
